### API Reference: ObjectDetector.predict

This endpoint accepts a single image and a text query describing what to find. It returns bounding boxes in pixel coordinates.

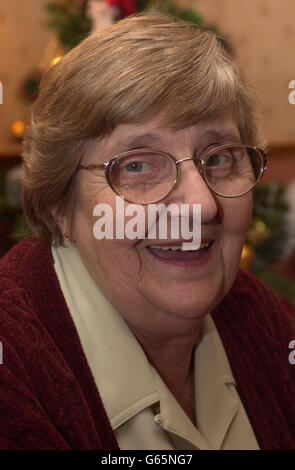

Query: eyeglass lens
[108,146,263,204]
[204,146,263,198]
[109,151,177,204]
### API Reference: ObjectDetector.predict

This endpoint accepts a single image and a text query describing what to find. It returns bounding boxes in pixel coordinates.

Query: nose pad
[175,157,205,184]
[192,158,204,177]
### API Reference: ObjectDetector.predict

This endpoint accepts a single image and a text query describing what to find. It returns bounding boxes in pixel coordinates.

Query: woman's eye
[124,161,151,172]
[206,153,231,167]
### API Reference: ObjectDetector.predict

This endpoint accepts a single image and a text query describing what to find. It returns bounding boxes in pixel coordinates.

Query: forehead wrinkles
[83,117,241,163]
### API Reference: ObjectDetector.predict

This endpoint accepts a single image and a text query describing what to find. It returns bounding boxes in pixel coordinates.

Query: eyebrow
[118,133,161,153]
[115,129,241,154]
[200,130,241,144]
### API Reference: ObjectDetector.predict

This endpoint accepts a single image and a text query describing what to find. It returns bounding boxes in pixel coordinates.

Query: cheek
[72,176,108,231]
[220,194,252,284]
[213,195,253,292]
[221,194,253,239]
[73,186,144,276]
[71,183,113,267]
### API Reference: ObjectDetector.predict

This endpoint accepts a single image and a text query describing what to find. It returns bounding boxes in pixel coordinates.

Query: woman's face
[66,114,252,336]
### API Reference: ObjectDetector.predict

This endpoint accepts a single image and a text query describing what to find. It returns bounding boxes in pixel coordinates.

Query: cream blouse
[51,241,259,450]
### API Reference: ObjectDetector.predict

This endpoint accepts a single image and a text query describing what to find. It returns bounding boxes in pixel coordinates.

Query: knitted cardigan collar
[1,237,295,449]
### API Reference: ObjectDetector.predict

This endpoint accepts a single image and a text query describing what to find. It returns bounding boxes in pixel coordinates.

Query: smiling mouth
[146,241,214,265]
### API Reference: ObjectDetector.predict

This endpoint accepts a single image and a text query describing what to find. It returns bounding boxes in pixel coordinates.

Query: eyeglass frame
[77,143,267,204]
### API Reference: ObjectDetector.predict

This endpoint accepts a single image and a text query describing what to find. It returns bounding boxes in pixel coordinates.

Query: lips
[146,241,214,266]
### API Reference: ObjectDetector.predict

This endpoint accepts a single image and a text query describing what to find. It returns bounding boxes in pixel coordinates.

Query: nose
[165,158,218,224]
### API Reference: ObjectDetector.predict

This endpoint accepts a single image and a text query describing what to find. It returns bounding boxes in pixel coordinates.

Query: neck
[132,322,201,426]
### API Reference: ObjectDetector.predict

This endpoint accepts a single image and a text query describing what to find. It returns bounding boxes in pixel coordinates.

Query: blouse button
[154,414,164,426]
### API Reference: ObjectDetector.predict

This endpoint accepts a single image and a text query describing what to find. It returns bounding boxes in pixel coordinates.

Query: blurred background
[0,0,294,312]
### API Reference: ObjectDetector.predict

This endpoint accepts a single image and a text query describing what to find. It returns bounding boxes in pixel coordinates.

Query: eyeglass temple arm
[258,148,267,174]
[77,162,107,170]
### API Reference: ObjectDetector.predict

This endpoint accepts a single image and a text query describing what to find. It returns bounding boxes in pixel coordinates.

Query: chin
[147,281,226,320]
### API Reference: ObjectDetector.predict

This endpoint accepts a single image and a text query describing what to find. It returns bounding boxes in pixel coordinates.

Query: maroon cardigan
[0,236,295,450]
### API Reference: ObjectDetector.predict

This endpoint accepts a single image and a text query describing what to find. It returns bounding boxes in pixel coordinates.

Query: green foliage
[258,270,295,306]
[137,0,225,46]
[138,0,204,24]
[46,0,91,50]
[0,170,15,216]
[45,0,219,51]
[18,69,42,103]
[0,169,32,244]
[249,183,295,306]
[10,214,32,242]
[251,183,289,271]
[137,0,151,10]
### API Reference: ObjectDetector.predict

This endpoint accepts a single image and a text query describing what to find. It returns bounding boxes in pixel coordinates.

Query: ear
[51,206,75,242]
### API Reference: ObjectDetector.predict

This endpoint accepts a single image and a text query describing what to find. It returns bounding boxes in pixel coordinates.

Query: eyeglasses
[77,143,267,204]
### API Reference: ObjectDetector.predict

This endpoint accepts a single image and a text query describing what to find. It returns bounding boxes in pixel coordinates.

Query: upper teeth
[149,243,210,251]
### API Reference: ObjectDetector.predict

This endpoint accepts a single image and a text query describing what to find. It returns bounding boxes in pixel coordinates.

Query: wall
[191,0,295,146]
[0,0,51,154]
[0,0,294,154]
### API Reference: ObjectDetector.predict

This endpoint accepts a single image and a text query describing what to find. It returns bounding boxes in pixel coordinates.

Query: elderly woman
[0,13,295,451]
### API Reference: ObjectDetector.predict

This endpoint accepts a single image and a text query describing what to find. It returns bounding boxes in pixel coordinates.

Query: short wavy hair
[22,13,258,245]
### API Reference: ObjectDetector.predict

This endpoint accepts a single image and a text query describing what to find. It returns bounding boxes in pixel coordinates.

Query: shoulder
[224,268,291,315]
[229,267,283,305]
[0,236,65,357]
[213,268,295,347]
[0,237,55,329]
[0,239,116,449]
[232,268,292,324]
[0,239,74,436]
[0,236,52,289]
[0,236,62,314]
[212,270,295,449]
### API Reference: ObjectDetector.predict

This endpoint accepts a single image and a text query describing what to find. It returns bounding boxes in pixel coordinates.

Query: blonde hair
[22,13,258,244]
